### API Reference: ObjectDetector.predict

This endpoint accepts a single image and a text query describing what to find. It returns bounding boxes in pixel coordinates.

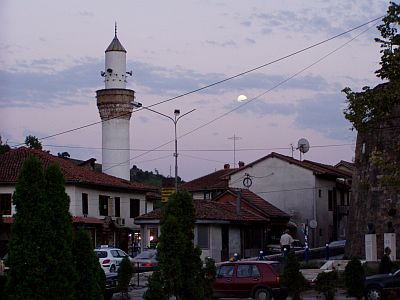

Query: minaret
[96,25,135,180]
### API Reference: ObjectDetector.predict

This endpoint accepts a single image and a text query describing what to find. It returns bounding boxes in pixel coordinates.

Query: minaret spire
[115,22,117,37]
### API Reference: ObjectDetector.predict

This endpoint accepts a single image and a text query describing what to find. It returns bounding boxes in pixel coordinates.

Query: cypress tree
[344,257,365,299]
[117,256,134,299]
[6,156,79,299]
[282,251,307,300]
[146,191,205,300]
[73,227,104,300]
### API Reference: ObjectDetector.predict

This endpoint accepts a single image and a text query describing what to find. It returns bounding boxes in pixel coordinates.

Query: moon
[237,94,247,102]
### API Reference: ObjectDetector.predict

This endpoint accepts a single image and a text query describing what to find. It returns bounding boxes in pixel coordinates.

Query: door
[232,263,262,298]
[213,264,235,298]
[221,225,229,261]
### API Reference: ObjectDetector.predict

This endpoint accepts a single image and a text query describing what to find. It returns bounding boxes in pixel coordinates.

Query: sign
[161,188,175,202]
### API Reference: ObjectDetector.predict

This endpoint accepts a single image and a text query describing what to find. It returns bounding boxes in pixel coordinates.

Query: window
[217,265,234,278]
[197,225,209,249]
[318,189,322,198]
[99,195,108,216]
[115,197,120,217]
[0,193,11,215]
[237,264,260,278]
[130,199,140,218]
[82,193,88,215]
[328,190,333,211]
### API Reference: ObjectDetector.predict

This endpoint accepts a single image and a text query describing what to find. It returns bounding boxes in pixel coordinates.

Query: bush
[344,257,365,299]
[282,251,308,300]
[203,257,216,300]
[118,256,134,299]
[143,270,168,300]
[315,270,338,300]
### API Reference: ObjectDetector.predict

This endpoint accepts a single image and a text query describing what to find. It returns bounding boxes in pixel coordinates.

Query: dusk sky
[0,1,391,181]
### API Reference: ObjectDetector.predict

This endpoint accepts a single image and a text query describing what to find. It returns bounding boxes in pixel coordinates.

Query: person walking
[379,247,396,274]
[280,229,294,252]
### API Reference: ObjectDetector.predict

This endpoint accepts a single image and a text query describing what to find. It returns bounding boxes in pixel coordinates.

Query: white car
[94,246,133,273]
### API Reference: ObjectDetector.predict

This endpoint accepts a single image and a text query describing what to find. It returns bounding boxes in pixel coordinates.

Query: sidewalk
[298,289,358,300]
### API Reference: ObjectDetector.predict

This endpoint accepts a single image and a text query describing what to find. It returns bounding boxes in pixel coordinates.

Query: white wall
[0,186,15,216]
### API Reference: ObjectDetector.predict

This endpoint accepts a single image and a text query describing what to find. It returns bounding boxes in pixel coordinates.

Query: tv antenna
[297,138,310,161]
[228,134,242,168]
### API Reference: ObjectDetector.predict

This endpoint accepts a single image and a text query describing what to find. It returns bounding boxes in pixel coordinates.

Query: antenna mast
[228,134,242,168]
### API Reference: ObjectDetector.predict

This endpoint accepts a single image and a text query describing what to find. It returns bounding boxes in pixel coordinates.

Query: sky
[0,0,392,182]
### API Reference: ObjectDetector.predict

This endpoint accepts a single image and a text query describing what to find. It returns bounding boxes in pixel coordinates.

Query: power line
[13,15,383,147]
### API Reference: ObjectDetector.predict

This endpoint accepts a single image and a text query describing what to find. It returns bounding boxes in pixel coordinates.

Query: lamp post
[143,107,196,191]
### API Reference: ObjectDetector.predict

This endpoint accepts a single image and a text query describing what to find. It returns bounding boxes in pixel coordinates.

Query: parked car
[94,246,133,273]
[266,239,305,254]
[328,240,346,248]
[132,249,158,272]
[104,271,118,300]
[213,260,288,300]
[364,269,400,300]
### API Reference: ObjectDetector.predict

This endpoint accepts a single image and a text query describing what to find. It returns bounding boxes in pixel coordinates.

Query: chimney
[224,164,230,169]
[236,190,241,215]
[238,161,245,168]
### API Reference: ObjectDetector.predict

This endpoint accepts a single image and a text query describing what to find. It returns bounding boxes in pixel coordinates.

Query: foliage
[24,135,42,150]
[146,191,205,300]
[0,136,10,155]
[143,270,168,300]
[343,2,400,130]
[130,165,184,187]
[344,257,365,299]
[282,251,308,300]
[117,256,134,299]
[58,151,70,158]
[315,270,338,300]
[203,257,217,300]
[73,227,104,300]
[6,156,76,299]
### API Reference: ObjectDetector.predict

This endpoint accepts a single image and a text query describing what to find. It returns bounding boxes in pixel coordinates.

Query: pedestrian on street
[257,250,264,260]
[280,229,294,252]
[379,247,396,274]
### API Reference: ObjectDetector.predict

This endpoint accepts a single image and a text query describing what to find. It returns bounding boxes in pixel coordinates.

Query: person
[379,247,396,274]
[280,229,294,252]
[257,250,264,260]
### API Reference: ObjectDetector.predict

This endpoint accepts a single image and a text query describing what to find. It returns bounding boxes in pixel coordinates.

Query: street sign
[161,188,175,202]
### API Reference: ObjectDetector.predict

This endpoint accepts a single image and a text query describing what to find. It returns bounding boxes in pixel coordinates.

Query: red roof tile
[216,188,290,219]
[72,216,104,225]
[181,168,236,191]
[135,199,266,223]
[0,147,156,192]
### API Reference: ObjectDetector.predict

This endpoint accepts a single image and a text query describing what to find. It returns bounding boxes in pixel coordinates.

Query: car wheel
[365,286,383,300]
[254,288,272,300]
[109,265,116,273]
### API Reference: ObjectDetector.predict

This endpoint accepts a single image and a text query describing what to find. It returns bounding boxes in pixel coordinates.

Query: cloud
[205,40,237,47]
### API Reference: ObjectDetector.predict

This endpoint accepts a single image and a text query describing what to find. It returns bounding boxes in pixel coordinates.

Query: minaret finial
[115,22,117,37]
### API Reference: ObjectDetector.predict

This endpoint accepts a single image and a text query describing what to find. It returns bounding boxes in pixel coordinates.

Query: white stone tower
[96,26,135,180]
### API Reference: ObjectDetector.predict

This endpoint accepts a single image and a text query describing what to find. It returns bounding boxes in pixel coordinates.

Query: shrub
[203,257,217,300]
[315,270,338,300]
[282,251,308,300]
[344,257,365,299]
[118,256,134,299]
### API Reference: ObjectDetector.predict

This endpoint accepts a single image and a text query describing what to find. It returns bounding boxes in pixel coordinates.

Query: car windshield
[95,251,107,258]
[135,250,156,259]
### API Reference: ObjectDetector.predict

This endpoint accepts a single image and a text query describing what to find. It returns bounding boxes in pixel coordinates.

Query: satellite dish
[297,138,310,154]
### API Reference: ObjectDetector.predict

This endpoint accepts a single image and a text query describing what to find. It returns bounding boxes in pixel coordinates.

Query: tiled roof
[231,152,352,179]
[180,168,236,191]
[135,199,266,223]
[0,147,156,192]
[334,160,355,171]
[218,188,290,219]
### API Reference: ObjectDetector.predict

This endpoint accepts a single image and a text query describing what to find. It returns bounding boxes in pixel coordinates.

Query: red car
[213,260,288,300]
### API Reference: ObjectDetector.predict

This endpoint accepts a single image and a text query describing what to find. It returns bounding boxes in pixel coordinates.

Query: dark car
[132,249,158,272]
[213,260,288,300]
[364,269,400,300]
[105,272,118,300]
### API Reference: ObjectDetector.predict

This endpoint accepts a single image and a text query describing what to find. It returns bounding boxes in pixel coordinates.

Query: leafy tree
[315,270,338,300]
[0,136,10,155]
[282,251,308,300]
[58,151,70,158]
[146,191,205,300]
[73,227,104,300]
[6,156,76,299]
[24,135,42,150]
[117,256,134,299]
[344,257,365,299]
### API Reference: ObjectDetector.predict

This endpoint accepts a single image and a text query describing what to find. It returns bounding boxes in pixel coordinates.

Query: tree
[73,227,104,300]
[315,270,338,300]
[344,257,365,299]
[146,191,205,300]
[6,156,76,298]
[202,257,217,300]
[143,270,168,300]
[25,135,42,150]
[117,256,134,299]
[0,136,10,155]
[282,251,307,300]
[58,151,70,158]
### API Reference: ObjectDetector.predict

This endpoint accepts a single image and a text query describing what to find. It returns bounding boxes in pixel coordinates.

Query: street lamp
[142,106,196,191]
